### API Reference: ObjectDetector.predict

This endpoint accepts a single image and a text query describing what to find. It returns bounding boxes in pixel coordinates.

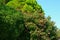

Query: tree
[0,0,58,40]
[0,3,25,40]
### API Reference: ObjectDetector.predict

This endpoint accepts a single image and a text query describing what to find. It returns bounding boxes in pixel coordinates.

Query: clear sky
[37,0,60,29]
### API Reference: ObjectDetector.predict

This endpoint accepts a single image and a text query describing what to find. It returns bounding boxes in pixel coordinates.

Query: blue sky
[37,0,60,29]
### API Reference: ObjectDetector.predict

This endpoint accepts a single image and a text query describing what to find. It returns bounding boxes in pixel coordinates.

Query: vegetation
[57,29,60,38]
[0,0,58,40]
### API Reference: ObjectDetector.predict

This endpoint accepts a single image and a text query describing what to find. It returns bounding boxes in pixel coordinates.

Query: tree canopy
[0,0,58,40]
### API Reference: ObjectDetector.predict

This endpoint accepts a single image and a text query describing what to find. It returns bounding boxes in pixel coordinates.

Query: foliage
[0,4,25,40]
[57,29,60,38]
[0,0,58,40]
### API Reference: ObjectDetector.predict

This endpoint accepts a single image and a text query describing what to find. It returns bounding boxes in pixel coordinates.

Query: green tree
[0,3,25,40]
[0,0,58,40]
